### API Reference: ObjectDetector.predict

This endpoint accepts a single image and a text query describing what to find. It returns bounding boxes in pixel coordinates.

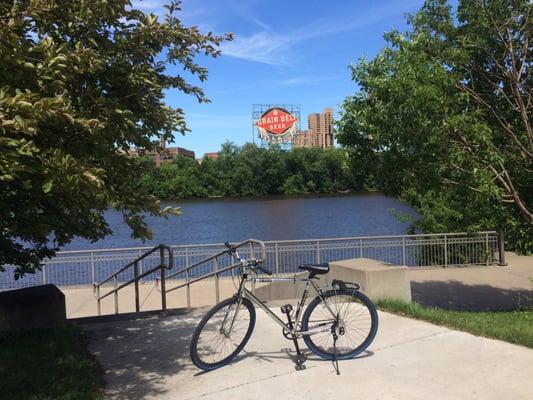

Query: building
[203,152,219,161]
[293,107,334,149]
[129,139,195,167]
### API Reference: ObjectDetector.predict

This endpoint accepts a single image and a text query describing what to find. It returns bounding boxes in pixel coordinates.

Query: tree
[0,0,231,276]
[337,0,532,252]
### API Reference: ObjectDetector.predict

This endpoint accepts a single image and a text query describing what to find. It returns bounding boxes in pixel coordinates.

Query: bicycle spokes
[194,302,250,365]
[305,293,374,357]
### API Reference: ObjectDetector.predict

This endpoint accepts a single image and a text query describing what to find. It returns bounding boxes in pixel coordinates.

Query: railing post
[248,241,255,294]
[114,275,119,314]
[138,249,143,283]
[275,243,280,275]
[91,252,95,284]
[444,235,448,268]
[96,285,101,316]
[134,261,140,313]
[249,241,254,260]
[185,247,191,307]
[359,239,363,258]
[160,246,167,312]
[485,232,490,266]
[402,237,406,266]
[316,241,320,263]
[497,231,507,266]
[42,264,47,285]
[214,256,220,304]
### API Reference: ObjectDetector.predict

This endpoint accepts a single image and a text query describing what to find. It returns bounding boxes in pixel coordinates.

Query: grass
[376,299,533,349]
[0,325,104,400]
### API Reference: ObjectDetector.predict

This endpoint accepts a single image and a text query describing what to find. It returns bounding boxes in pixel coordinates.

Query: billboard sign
[256,107,298,143]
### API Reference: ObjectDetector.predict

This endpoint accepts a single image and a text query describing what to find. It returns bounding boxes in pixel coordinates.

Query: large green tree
[0,0,231,276]
[337,0,532,252]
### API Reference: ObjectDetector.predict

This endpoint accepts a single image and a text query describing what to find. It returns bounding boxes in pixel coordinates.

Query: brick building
[293,107,334,148]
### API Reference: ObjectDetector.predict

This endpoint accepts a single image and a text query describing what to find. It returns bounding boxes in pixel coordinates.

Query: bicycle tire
[302,289,378,360]
[190,296,256,370]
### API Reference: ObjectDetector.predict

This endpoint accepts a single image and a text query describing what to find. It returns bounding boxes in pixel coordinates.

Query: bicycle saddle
[298,263,329,275]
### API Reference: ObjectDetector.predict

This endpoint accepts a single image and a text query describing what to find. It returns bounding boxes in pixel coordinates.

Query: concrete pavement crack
[373,329,453,352]
[183,365,319,399]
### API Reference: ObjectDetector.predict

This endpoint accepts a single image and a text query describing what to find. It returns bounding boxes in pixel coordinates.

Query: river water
[65,193,417,250]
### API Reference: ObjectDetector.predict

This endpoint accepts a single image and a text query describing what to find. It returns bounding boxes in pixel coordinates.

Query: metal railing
[0,231,503,292]
[163,239,266,306]
[93,244,173,315]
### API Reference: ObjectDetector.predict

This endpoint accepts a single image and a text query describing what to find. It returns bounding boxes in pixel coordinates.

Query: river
[65,193,417,250]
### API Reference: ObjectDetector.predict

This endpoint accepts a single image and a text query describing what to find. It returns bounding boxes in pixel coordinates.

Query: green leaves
[42,181,53,193]
[135,144,359,199]
[0,0,232,276]
[337,0,533,253]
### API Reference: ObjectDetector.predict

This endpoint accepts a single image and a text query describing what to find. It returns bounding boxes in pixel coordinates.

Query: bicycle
[190,240,378,372]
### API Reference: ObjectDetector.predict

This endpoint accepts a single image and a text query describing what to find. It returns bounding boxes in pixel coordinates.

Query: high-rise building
[293,108,334,148]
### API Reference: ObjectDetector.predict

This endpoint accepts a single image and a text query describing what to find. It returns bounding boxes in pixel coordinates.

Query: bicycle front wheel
[302,289,378,360]
[190,297,256,371]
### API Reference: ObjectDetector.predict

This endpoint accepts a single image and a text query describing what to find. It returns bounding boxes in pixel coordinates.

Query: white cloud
[220,0,424,65]
[280,75,344,86]
[220,32,290,66]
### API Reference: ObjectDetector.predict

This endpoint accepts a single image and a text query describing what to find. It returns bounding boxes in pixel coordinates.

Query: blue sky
[132,0,427,157]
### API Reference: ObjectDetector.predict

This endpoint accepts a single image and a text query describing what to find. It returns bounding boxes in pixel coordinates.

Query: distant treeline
[135,143,367,199]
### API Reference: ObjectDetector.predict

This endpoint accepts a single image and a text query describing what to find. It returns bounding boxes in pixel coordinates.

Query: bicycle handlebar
[254,262,272,276]
[224,240,271,275]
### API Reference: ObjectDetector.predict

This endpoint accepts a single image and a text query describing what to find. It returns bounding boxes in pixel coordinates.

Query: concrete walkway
[83,307,533,400]
[410,252,533,310]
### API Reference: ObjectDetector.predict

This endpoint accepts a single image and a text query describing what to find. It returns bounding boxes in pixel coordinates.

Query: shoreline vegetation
[162,189,382,202]
[135,143,370,201]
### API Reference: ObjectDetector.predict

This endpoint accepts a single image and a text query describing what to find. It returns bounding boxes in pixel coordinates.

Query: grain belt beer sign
[256,107,298,143]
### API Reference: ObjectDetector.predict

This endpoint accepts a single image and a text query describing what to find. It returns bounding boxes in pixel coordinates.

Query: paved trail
[84,308,533,400]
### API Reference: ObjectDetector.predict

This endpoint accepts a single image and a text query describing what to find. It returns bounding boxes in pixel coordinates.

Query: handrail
[166,263,239,294]
[93,244,173,316]
[95,244,171,287]
[163,239,267,305]
[165,238,266,281]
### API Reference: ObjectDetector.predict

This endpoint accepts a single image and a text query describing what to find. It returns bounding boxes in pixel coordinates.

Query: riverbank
[159,190,380,202]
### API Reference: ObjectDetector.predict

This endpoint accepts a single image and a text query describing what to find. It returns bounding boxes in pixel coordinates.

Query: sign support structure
[252,104,301,149]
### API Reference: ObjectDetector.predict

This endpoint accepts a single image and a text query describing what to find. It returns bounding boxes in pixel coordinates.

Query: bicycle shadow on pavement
[236,347,374,369]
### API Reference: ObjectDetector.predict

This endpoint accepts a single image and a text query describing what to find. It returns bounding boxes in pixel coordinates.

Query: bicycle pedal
[280,304,293,314]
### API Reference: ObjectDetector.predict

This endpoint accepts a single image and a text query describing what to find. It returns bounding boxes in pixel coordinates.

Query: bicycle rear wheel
[190,297,256,370]
[302,289,378,360]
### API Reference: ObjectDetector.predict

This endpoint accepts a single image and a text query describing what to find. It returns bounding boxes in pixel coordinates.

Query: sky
[131,0,428,157]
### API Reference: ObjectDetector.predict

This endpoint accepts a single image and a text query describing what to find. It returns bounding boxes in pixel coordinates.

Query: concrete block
[253,273,307,301]
[329,258,411,302]
[0,284,66,331]
[253,258,411,303]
